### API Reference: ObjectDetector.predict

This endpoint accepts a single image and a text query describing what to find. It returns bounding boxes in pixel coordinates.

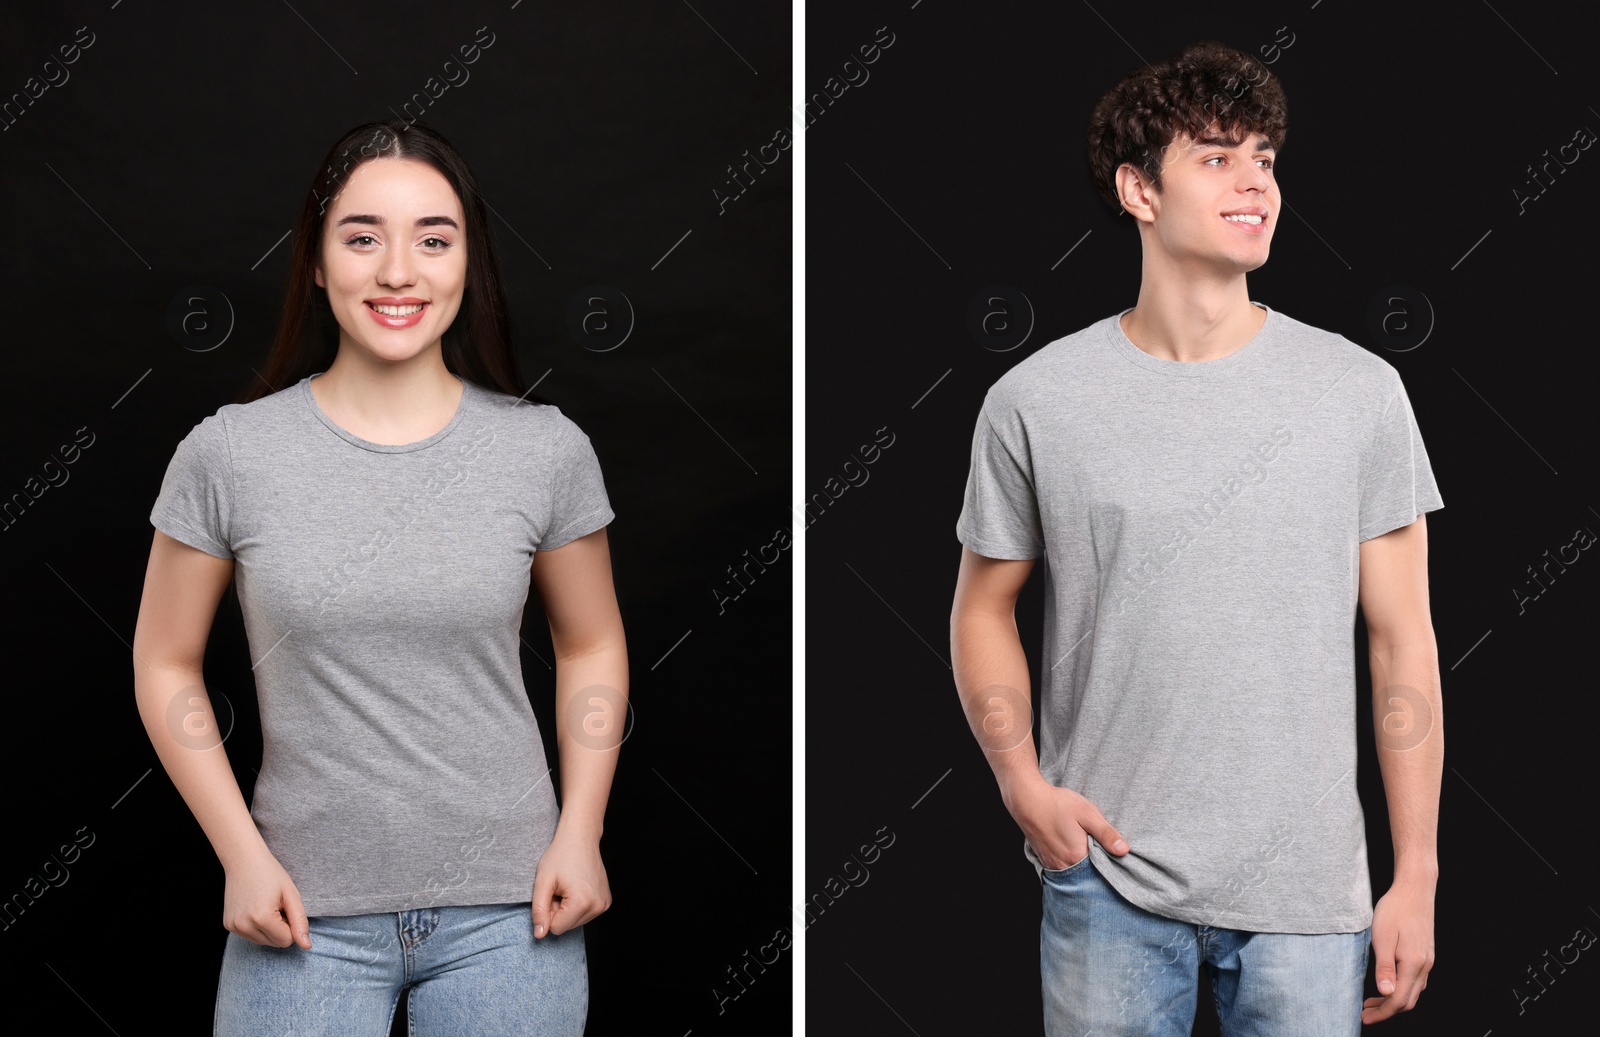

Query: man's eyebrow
[1185,136,1276,153]
[333,214,461,229]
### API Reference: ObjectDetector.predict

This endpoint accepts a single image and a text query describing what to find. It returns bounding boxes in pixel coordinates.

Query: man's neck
[1120,279,1266,364]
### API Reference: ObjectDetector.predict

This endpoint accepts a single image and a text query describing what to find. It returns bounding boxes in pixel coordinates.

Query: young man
[950,41,1442,1035]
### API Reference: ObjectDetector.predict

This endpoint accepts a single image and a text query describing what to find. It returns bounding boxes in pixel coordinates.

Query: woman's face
[314,157,467,366]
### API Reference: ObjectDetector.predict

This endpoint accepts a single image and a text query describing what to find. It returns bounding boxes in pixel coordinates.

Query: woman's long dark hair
[236,118,551,407]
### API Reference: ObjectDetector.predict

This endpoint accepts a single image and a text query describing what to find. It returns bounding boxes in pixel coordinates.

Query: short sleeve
[955,401,1044,560]
[1357,368,1444,542]
[150,413,235,559]
[539,424,615,551]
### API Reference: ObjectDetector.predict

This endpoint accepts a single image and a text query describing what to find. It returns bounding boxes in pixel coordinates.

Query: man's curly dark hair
[1087,40,1289,214]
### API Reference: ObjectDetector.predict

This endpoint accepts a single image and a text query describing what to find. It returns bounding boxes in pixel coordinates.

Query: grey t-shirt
[956,303,1444,934]
[150,373,615,917]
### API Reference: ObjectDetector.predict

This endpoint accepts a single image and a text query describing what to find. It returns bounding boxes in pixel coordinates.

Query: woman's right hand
[222,846,312,948]
[1005,779,1130,871]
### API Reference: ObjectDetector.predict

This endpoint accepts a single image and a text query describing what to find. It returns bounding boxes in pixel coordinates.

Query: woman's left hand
[531,828,612,938]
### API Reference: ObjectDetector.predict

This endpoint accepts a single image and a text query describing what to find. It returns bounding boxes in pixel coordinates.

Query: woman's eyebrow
[333,213,461,229]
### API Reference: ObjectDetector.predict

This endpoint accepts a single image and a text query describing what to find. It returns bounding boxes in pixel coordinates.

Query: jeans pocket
[1042,848,1093,876]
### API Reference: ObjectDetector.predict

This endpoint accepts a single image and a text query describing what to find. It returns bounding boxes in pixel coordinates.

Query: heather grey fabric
[151,373,614,916]
[956,303,1444,933]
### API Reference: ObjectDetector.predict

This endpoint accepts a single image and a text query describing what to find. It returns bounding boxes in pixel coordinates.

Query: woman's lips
[364,301,429,328]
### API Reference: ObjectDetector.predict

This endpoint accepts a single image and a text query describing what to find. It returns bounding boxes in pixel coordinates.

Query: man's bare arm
[1359,515,1442,879]
[951,546,1129,869]
[1358,513,1440,1021]
[950,547,1045,801]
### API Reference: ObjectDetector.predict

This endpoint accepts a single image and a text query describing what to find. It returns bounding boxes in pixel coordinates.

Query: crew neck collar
[1106,302,1276,377]
[301,373,473,453]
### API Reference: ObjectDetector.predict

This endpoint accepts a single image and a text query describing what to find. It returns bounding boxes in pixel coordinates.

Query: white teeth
[1224,214,1264,224]
[370,303,425,316]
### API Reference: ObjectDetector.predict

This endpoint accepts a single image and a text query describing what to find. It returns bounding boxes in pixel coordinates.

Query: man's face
[1133,125,1279,273]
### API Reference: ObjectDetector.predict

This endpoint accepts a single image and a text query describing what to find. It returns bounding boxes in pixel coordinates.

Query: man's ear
[1117,163,1154,222]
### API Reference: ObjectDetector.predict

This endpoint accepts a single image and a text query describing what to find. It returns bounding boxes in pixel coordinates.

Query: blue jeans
[213,902,587,1036]
[1040,851,1368,1036]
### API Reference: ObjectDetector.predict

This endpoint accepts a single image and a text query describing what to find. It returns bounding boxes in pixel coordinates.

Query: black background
[804,1,1595,1035]
[0,2,790,1034]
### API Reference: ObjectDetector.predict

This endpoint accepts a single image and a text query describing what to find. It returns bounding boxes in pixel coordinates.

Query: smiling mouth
[366,301,428,316]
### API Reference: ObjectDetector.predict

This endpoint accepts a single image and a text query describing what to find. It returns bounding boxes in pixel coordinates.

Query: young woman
[132,119,627,1035]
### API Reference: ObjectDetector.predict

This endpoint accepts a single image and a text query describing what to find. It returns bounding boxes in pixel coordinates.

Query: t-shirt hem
[955,526,1040,561]
[1089,856,1373,935]
[298,886,536,918]
[1358,498,1445,543]
[542,504,616,551]
[150,515,232,559]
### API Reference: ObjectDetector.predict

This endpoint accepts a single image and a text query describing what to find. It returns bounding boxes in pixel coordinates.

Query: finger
[1075,800,1128,855]
[1094,821,1129,855]
[531,873,555,939]
[555,892,599,932]
[259,908,294,948]
[283,887,313,949]
[1362,992,1402,1022]
[547,893,571,936]
[1373,937,1398,996]
[1398,953,1428,1010]
[1374,962,1396,995]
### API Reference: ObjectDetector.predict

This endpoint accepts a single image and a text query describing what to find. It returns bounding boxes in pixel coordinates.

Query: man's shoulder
[1265,306,1404,398]
[982,314,1117,414]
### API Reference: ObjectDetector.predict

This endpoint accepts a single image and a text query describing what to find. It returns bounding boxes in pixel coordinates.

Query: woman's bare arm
[131,529,310,947]
[528,526,627,936]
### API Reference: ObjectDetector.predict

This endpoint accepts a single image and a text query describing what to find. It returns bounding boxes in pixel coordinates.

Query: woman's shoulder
[467,382,592,445]
[171,378,302,448]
